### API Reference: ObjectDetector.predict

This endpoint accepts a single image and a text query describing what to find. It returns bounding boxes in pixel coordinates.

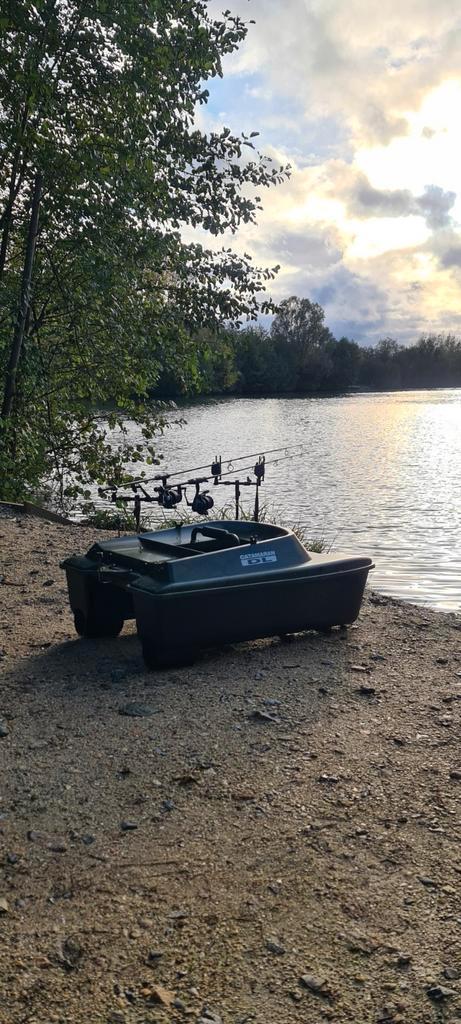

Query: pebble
[376,1005,396,1023]
[162,799,175,812]
[81,834,96,845]
[265,939,286,955]
[427,984,456,1000]
[48,841,67,853]
[0,719,9,737]
[146,984,176,1007]
[418,875,438,888]
[444,967,460,980]
[317,774,339,784]
[449,769,461,780]
[358,685,376,696]
[299,973,328,994]
[120,820,138,831]
[396,954,412,968]
[119,702,155,717]
[173,772,200,786]
[27,830,40,842]
[350,664,369,673]
[147,950,164,963]
[58,936,83,968]
[232,790,255,802]
[6,853,19,865]
[249,709,279,724]
[436,657,449,665]
[198,1012,223,1024]
[0,897,9,914]
[107,1014,126,1024]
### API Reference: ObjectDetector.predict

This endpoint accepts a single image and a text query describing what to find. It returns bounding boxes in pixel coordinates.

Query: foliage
[165,298,461,397]
[82,506,149,532]
[0,1,287,505]
[270,296,335,390]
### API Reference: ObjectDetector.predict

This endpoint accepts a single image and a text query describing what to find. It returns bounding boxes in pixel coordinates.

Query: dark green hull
[61,520,373,667]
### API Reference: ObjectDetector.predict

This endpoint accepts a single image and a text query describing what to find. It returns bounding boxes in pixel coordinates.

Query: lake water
[104,389,461,612]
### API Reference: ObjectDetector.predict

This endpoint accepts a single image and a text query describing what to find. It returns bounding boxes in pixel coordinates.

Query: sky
[202,0,461,345]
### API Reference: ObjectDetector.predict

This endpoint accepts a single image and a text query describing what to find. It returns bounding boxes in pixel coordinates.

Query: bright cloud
[202,1,461,342]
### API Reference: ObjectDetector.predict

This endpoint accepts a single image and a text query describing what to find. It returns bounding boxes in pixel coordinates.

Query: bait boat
[61,520,374,668]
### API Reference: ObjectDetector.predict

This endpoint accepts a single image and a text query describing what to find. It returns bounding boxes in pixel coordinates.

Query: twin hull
[62,520,374,667]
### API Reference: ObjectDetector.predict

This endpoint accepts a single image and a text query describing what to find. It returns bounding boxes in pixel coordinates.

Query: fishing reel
[192,492,214,515]
[185,478,214,516]
[155,484,183,509]
[96,444,301,530]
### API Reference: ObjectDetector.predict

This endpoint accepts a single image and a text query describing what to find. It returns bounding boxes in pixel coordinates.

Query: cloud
[213,0,461,147]
[441,246,461,268]
[418,185,457,229]
[200,3,461,342]
[332,168,456,228]
[251,224,343,270]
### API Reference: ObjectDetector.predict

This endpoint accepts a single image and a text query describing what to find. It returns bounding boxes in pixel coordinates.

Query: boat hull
[132,562,371,666]
[61,520,373,667]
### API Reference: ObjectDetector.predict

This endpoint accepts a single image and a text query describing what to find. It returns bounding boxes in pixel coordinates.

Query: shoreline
[1,513,461,1023]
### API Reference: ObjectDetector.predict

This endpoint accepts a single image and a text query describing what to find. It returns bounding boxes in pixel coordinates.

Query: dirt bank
[1,513,461,1024]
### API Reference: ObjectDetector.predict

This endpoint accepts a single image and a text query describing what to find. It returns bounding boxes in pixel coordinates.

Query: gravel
[0,512,461,1023]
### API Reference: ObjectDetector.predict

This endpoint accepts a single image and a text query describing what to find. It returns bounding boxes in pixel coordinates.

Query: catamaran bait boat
[61,519,374,668]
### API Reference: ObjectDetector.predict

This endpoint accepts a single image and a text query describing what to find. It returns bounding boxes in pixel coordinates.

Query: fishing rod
[119,443,303,489]
[98,446,306,529]
[212,449,303,482]
[99,450,303,499]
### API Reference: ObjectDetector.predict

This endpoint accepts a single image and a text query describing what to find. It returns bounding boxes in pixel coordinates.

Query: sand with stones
[1,512,461,1024]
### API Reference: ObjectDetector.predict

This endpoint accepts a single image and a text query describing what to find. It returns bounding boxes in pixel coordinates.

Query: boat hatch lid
[84,521,310,583]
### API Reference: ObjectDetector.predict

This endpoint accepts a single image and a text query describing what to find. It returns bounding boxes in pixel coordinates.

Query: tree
[270,296,334,390]
[325,336,361,389]
[0,1,287,504]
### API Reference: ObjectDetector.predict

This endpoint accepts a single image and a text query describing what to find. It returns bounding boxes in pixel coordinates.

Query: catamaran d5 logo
[240,550,277,567]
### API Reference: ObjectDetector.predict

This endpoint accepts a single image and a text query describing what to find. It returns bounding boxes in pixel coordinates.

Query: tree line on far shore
[154,296,461,397]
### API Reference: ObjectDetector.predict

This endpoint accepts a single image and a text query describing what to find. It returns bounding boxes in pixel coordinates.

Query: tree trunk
[1,172,43,420]
[0,147,21,283]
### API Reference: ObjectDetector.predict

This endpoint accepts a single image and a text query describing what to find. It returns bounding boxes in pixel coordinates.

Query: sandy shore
[1,512,461,1024]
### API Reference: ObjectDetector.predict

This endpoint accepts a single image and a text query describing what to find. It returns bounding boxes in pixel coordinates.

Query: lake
[104,389,461,613]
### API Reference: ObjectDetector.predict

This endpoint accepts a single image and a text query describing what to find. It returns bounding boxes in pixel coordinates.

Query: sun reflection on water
[104,389,461,612]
